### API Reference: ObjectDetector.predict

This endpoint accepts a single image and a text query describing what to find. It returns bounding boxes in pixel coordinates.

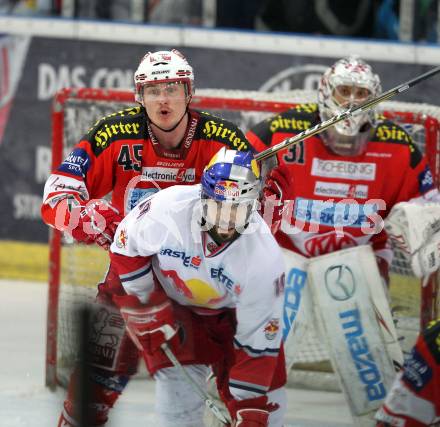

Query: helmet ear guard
[134,49,195,104]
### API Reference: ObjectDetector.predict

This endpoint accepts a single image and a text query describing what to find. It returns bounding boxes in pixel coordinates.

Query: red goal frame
[47,87,440,389]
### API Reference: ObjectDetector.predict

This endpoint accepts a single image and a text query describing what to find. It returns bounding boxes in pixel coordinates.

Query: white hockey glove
[385,202,440,277]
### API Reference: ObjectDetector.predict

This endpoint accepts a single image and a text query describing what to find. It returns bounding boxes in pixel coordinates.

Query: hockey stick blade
[160,343,231,425]
[255,65,440,161]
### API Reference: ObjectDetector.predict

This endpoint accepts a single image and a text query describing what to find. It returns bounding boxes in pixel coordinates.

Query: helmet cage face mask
[134,49,194,104]
[321,125,372,157]
[318,56,381,155]
[201,198,257,233]
[200,148,261,236]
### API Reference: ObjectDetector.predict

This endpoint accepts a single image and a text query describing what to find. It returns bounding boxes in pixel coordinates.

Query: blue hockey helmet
[200,148,261,239]
[201,147,261,203]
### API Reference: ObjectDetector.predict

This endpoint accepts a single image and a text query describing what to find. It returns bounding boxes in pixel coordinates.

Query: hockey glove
[261,165,291,234]
[69,199,123,250]
[227,396,277,427]
[114,293,179,356]
[234,409,269,426]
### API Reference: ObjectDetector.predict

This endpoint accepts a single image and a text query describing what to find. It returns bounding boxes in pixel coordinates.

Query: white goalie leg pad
[280,248,311,371]
[307,245,403,420]
[385,201,440,277]
[154,364,209,427]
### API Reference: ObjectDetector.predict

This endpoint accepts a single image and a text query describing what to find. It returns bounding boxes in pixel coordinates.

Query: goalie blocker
[283,245,403,426]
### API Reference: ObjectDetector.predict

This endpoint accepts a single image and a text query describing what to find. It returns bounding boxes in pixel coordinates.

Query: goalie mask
[318,55,381,156]
[200,147,261,242]
[134,49,194,104]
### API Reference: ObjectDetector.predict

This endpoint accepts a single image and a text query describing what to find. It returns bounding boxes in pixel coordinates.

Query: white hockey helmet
[318,55,381,156]
[134,49,194,103]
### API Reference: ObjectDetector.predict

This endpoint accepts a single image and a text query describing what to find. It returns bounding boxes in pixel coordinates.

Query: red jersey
[42,106,251,226]
[376,318,440,426]
[247,104,435,263]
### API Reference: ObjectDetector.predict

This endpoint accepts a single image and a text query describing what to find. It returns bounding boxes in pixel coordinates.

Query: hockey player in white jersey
[109,147,287,427]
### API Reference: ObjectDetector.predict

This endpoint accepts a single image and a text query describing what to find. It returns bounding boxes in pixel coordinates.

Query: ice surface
[0,279,353,426]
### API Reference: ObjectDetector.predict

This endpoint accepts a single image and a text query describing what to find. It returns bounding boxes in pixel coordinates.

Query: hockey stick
[160,343,231,425]
[255,65,440,161]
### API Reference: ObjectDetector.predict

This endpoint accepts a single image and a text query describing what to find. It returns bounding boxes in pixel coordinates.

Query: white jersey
[110,184,286,399]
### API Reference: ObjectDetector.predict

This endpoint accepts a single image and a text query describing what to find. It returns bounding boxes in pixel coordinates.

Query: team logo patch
[58,148,90,177]
[115,229,128,249]
[214,180,240,198]
[264,319,280,340]
[207,241,218,254]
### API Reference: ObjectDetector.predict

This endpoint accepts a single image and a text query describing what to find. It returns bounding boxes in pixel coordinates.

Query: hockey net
[47,87,440,390]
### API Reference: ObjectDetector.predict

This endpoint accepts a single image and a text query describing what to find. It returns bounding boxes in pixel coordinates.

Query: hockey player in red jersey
[246,56,440,422]
[375,318,440,426]
[109,148,287,426]
[247,55,437,283]
[41,49,252,426]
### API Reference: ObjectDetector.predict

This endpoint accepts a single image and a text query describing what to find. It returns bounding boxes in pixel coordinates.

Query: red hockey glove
[261,165,291,234]
[69,199,123,250]
[234,409,269,426]
[227,396,277,427]
[114,293,179,356]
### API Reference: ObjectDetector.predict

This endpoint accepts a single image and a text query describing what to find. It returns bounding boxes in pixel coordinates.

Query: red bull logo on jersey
[264,319,280,341]
[161,269,227,306]
[214,180,240,199]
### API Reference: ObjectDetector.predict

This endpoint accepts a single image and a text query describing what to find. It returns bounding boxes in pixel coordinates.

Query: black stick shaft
[75,305,93,427]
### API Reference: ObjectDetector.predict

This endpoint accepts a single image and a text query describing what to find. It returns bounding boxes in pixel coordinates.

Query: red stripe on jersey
[229,348,279,393]
[110,251,151,276]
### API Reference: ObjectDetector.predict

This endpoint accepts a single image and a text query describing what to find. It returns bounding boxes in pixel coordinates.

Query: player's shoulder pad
[372,116,422,168]
[83,106,145,156]
[196,111,252,151]
[424,318,440,364]
[249,103,319,147]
